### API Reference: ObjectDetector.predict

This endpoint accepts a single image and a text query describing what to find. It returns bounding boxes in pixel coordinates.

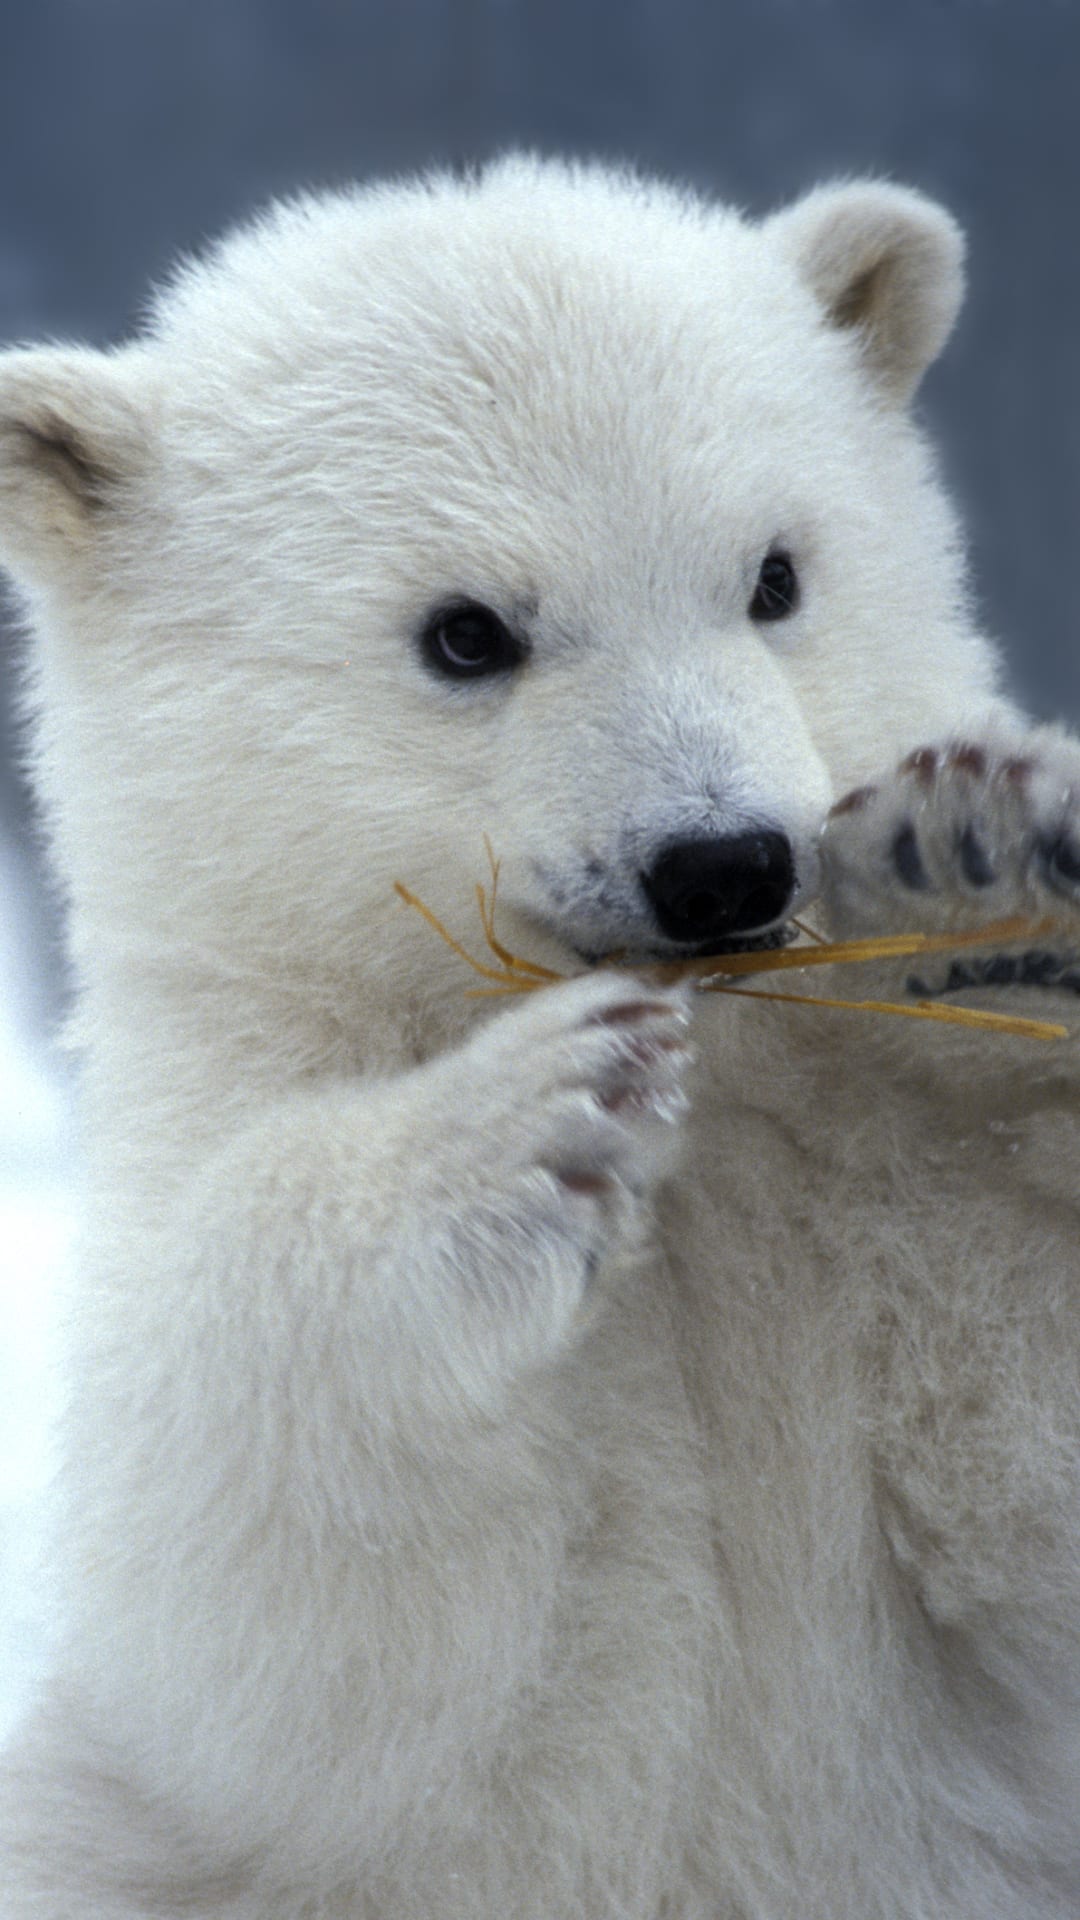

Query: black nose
[640,831,796,946]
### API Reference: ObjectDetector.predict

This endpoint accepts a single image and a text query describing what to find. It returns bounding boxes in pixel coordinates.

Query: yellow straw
[704,982,1067,1041]
[394,857,1069,1043]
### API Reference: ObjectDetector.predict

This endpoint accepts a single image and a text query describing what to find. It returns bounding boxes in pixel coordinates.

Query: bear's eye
[419,601,526,680]
[749,549,799,623]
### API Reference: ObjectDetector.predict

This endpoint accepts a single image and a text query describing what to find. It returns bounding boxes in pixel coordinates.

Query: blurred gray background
[1,0,1078,1042]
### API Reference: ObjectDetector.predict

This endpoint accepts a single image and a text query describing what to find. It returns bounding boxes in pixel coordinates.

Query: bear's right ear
[767,181,966,403]
[0,345,152,589]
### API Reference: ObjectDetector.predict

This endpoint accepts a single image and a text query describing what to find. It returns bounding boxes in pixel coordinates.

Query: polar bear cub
[2,157,1080,1918]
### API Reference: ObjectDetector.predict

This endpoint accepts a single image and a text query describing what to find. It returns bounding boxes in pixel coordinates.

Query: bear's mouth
[574,921,796,968]
[692,923,795,959]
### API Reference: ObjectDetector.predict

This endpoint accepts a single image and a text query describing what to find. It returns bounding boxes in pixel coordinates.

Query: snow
[0,833,73,1743]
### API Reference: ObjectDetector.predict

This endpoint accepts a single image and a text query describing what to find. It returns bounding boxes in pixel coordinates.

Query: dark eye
[749,549,799,623]
[419,600,526,680]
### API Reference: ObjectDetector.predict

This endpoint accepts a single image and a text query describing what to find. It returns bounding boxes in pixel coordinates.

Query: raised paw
[430,970,695,1300]
[472,970,692,1191]
[819,730,1080,938]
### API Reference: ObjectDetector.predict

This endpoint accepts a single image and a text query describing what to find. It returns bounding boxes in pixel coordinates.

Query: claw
[900,747,939,782]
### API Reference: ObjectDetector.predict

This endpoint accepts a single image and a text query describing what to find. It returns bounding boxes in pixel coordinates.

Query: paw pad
[1039,833,1080,894]
[957,824,996,888]
[891,821,930,891]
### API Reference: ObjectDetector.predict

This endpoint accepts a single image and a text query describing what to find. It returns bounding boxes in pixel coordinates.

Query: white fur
[1,156,1079,1917]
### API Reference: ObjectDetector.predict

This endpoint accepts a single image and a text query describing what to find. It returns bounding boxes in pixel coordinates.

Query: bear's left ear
[767,181,965,403]
[0,344,154,590]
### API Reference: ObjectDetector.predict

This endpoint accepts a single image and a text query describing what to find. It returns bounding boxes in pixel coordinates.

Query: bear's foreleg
[1,972,692,1906]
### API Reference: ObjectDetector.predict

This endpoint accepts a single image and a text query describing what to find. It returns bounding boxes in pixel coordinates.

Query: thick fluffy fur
[2,157,1080,1917]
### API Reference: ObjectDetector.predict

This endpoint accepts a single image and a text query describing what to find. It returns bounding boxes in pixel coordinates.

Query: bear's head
[0,160,1002,1016]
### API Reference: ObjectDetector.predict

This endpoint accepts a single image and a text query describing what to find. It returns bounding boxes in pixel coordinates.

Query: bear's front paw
[819,732,1080,938]
[437,971,694,1305]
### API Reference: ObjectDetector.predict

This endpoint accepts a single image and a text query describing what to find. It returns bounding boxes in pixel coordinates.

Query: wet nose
[640,831,796,946]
